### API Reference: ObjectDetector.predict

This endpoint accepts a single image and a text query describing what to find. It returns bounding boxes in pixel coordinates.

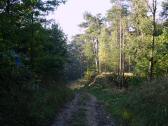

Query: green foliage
[125,79,168,126]
[30,86,74,126]
[65,35,88,80]
[84,69,97,82]
[72,0,167,125]
[0,0,70,126]
[0,79,73,126]
[127,76,145,86]
[87,86,128,125]
[88,78,168,126]
[78,12,103,72]
[99,28,115,71]
[73,0,168,78]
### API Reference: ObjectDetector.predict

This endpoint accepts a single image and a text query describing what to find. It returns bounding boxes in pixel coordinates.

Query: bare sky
[48,0,112,40]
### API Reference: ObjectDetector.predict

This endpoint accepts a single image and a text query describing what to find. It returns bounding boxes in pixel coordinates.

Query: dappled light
[0,0,168,126]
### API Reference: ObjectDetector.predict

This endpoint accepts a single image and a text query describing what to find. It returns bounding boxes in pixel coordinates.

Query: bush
[29,86,74,126]
[0,64,74,126]
[88,73,119,88]
[88,78,168,126]
[124,78,168,126]
[127,76,146,87]
[84,69,97,82]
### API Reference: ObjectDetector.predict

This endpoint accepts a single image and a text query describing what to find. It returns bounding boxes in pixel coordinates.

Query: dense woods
[66,1,168,125]
[0,0,73,126]
[69,0,168,82]
[0,0,168,126]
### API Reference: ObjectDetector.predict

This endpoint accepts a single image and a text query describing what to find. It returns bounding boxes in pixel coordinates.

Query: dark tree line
[0,0,72,126]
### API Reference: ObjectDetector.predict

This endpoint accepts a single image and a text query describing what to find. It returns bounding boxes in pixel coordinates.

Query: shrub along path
[51,92,115,126]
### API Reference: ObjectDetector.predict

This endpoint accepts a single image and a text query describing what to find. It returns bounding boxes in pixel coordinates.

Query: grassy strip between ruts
[68,93,88,126]
[87,85,129,126]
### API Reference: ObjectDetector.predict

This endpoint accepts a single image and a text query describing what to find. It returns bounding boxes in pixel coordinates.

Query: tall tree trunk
[93,38,100,73]
[30,11,34,67]
[117,23,120,76]
[119,17,122,77]
[128,56,131,72]
[96,38,100,73]
[149,0,157,81]
[121,21,125,88]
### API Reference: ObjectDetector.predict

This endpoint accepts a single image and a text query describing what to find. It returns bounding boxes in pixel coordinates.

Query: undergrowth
[0,80,74,126]
[87,78,168,126]
[30,85,74,126]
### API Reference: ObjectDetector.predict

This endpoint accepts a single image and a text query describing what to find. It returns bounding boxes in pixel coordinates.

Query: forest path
[51,92,115,126]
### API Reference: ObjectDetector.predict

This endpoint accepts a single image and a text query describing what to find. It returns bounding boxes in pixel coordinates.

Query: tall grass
[125,78,168,126]
[88,78,168,126]
[0,83,74,126]
[30,85,74,126]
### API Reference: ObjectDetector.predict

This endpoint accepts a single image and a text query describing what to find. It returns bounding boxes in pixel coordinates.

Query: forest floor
[51,91,115,126]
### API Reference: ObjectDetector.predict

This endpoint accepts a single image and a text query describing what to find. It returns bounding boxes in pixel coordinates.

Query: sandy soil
[51,92,115,126]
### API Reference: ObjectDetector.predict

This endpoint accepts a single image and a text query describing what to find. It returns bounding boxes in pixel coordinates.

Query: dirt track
[51,92,115,126]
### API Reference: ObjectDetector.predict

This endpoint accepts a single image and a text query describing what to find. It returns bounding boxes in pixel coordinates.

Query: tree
[107,0,130,87]
[145,0,158,80]
[79,12,104,73]
[0,1,69,125]
[66,35,87,80]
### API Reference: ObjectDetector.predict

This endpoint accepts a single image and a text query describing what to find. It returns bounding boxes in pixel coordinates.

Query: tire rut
[51,92,115,126]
